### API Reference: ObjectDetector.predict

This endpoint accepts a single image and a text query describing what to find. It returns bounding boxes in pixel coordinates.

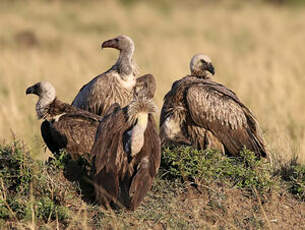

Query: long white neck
[36,90,56,119]
[115,45,138,78]
[130,112,148,157]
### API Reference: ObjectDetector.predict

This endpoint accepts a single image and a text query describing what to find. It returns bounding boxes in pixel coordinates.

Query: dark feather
[134,74,156,99]
[41,120,65,155]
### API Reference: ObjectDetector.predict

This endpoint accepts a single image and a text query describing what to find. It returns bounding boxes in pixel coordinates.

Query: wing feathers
[186,83,266,157]
[91,109,126,174]
[187,84,247,131]
[128,162,153,211]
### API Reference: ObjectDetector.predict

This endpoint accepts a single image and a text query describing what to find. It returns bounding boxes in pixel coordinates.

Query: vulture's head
[26,81,56,99]
[101,35,135,53]
[26,81,56,119]
[190,54,215,79]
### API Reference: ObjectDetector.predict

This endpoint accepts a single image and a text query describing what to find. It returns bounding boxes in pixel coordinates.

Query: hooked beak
[101,38,119,49]
[26,83,39,95]
[207,63,215,75]
[26,86,35,95]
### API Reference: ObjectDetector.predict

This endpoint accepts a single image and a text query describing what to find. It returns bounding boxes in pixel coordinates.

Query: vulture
[91,84,161,210]
[160,54,267,158]
[26,81,101,161]
[72,35,139,116]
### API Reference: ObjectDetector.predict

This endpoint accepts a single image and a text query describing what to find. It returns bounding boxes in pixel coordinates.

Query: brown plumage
[133,73,156,99]
[72,35,139,116]
[26,81,101,160]
[91,96,161,210]
[160,54,267,158]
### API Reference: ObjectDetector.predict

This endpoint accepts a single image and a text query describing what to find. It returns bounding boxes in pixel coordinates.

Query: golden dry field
[0,0,305,165]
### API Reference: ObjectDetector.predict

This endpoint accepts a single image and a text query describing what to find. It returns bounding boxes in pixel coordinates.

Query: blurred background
[0,0,305,163]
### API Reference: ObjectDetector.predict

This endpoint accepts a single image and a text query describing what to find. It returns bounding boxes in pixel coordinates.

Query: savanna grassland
[0,0,305,229]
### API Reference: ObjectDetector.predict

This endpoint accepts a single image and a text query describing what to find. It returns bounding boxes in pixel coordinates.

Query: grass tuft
[161,146,274,194]
[276,157,305,200]
[0,141,78,228]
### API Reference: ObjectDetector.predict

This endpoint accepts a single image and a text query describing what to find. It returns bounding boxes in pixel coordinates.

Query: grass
[161,146,273,194]
[276,158,305,200]
[0,141,76,228]
[0,141,304,229]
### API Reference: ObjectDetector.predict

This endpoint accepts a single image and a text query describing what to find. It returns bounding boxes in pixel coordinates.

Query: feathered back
[186,81,266,157]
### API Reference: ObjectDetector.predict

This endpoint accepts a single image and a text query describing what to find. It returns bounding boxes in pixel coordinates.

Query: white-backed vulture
[91,95,161,210]
[72,35,139,116]
[26,81,101,160]
[160,54,267,158]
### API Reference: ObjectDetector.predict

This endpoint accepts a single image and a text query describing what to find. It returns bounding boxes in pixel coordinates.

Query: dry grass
[1,141,304,229]
[0,0,305,164]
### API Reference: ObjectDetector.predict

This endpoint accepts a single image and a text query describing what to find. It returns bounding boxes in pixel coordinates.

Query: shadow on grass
[47,151,96,204]
[274,157,305,200]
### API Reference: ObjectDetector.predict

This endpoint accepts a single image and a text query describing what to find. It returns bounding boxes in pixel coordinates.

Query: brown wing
[128,115,161,210]
[160,79,183,127]
[146,115,162,177]
[41,120,66,155]
[134,74,156,99]
[186,83,266,157]
[160,91,172,127]
[91,107,127,175]
[160,76,196,127]
[91,107,129,207]
[52,113,100,160]
[52,98,102,122]
[71,73,109,115]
